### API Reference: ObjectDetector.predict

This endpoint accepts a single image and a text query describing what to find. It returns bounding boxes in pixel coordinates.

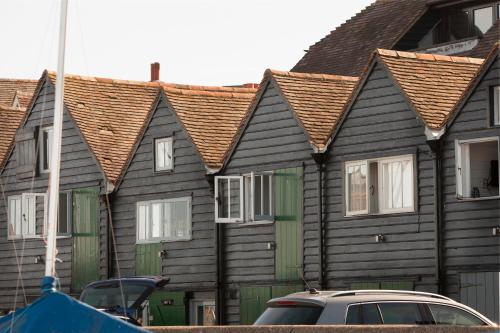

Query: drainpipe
[426,139,443,294]
[312,152,327,290]
[206,174,225,324]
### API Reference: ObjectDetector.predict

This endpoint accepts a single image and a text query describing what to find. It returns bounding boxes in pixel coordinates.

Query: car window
[378,303,423,324]
[254,305,323,325]
[427,304,486,326]
[346,304,383,324]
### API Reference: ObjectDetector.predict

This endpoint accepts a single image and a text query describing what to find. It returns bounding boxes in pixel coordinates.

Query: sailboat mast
[45,0,69,278]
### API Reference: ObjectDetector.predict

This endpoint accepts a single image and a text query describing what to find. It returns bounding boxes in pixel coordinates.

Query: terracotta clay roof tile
[0,106,27,169]
[376,49,484,129]
[162,85,257,170]
[0,79,37,108]
[47,72,160,184]
[267,69,359,150]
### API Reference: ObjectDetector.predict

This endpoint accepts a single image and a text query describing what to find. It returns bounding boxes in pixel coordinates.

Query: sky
[0,0,373,86]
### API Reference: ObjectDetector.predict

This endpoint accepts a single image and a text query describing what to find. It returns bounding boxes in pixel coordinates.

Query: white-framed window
[136,197,191,243]
[345,154,415,216]
[8,193,47,239]
[189,300,216,326]
[39,126,53,173]
[154,137,173,172]
[244,172,273,223]
[455,137,499,199]
[215,176,244,223]
[493,86,500,126]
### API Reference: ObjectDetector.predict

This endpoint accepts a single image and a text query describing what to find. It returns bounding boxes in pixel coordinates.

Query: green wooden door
[71,187,100,292]
[274,167,303,281]
[240,286,272,325]
[136,243,161,275]
[149,291,186,326]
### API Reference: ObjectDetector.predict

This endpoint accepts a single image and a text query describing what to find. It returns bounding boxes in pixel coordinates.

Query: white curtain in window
[346,163,367,213]
[137,204,150,241]
[381,158,413,210]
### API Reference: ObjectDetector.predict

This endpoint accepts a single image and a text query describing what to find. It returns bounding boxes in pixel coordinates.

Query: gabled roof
[376,49,484,129]
[292,0,430,76]
[46,72,160,184]
[0,78,37,108]
[0,106,27,170]
[268,70,358,151]
[465,20,500,59]
[161,84,257,171]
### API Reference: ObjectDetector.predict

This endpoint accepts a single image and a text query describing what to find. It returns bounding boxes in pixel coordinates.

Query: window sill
[235,220,275,227]
[344,210,416,219]
[456,196,500,202]
[8,235,72,241]
[154,168,174,175]
[136,237,192,244]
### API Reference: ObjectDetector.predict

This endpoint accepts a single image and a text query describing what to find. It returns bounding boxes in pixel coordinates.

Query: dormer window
[154,137,173,172]
[39,126,53,173]
[473,5,496,33]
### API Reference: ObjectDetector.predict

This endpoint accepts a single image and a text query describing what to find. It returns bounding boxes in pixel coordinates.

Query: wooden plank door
[71,187,100,292]
[136,243,161,276]
[148,291,186,326]
[460,272,499,323]
[274,167,303,281]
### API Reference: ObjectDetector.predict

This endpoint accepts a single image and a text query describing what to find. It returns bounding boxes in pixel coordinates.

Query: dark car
[255,289,497,327]
[80,276,169,326]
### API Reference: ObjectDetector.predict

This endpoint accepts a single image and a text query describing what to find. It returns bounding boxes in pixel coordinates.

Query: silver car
[255,290,497,327]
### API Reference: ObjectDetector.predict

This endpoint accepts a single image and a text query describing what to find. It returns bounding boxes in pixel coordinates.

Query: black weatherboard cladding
[0,77,107,309]
[324,62,438,292]
[221,81,317,324]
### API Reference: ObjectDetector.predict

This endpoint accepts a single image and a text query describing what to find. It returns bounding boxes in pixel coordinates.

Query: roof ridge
[376,48,485,64]
[268,69,359,82]
[0,78,38,83]
[47,71,161,87]
[161,83,257,93]
[162,86,257,98]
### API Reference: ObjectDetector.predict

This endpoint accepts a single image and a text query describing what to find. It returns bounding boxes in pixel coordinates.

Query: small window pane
[473,7,493,33]
[428,304,486,326]
[362,304,382,324]
[262,175,271,216]
[137,204,149,241]
[8,197,22,237]
[346,163,367,213]
[218,179,229,219]
[151,203,162,238]
[229,179,241,219]
[155,138,173,171]
[163,202,172,238]
[42,128,53,171]
[254,175,262,215]
[380,157,413,212]
[173,200,189,238]
[378,303,423,324]
[58,193,69,235]
[345,305,362,324]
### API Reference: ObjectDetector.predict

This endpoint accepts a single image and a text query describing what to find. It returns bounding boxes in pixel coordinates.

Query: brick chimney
[243,83,259,89]
[150,62,160,82]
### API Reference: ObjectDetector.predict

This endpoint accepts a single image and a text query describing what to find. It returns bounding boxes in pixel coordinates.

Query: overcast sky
[1,0,372,86]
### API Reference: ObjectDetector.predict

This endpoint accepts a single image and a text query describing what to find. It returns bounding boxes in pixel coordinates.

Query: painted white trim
[214,176,244,223]
[154,137,173,172]
[378,155,415,215]
[345,160,369,216]
[39,126,54,174]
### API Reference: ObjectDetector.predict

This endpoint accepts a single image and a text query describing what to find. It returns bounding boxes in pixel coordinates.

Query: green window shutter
[149,291,186,326]
[274,167,303,281]
[71,187,100,292]
[240,286,272,325]
[15,127,38,179]
[136,243,161,276]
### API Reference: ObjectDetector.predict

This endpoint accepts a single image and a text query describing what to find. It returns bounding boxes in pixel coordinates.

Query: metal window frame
[214,176,244,223]
[154,137,174,172]
[136,196,192,243]
[455,136,500,199]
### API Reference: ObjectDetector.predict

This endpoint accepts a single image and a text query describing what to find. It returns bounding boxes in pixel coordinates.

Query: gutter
[426,138,444,294]
[312,152,327,290]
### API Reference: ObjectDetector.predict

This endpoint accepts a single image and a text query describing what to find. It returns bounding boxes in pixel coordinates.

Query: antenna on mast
[43,0,68,289]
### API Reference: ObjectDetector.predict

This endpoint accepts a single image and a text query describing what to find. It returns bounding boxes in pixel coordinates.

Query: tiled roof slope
[292,0,429,76]
[47,72,160,184]
[0,79,37,108]
[0,106,27,170]
[269,70,358,150]
[376,49,484,129]
[465,20,500,59]
[162,85,257,170]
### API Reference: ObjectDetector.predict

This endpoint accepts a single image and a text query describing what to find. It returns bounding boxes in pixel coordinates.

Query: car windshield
[254,305,323,325]
[80,282,151,310]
